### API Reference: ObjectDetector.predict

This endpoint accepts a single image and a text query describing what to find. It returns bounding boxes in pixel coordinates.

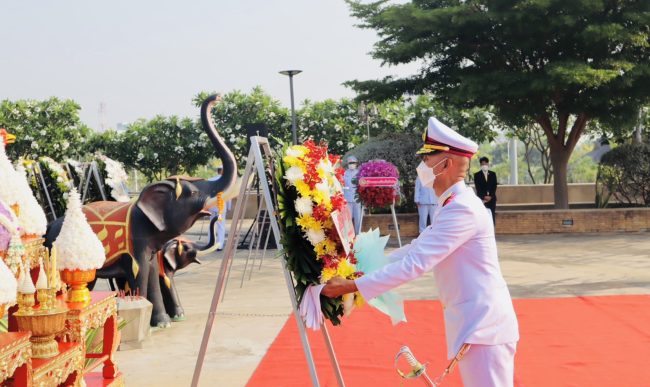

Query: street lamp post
[358,101,378,140]
[279,70,302,145]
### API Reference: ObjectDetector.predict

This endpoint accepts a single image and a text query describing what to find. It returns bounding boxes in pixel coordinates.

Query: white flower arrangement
[0,258,17,305]
[40,156,73,190]
[99,155,130,202]
[53,188,106,270]
[0,143,47,236]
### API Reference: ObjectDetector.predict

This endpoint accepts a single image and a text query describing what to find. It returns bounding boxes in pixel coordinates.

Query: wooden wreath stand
[1,237,123,387]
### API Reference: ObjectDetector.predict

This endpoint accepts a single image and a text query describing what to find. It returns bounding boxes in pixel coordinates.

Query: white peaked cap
[416,117,478,158]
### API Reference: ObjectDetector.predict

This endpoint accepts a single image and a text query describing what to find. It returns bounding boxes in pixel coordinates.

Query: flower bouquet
[356,159,400,209]
[275,140,363,326]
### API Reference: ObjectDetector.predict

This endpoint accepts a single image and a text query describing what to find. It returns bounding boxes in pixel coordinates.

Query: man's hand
[483,195,491,203]
[321,276,358,298]
[415,202,420,208]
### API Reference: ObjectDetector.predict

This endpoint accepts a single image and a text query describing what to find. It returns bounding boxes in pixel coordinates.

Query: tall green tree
[0,97,91,160]
[347,0,650,208]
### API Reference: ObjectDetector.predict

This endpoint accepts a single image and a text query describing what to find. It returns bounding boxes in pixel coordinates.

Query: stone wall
[360,208,650,237]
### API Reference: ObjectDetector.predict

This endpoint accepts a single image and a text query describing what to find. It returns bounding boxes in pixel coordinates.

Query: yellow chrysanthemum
[311,189,327,205]
[336,258,357,279]
[294,180,312,198]
[296,214,322,232]
[283,155,306,170]
[354,291,365,307]
[322,219,334,230]
[314,239,337,257]
[320,267,337,283]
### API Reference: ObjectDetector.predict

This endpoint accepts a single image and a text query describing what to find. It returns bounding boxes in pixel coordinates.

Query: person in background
[473,157,497,226]
[343,155,361,234]
[207,166,231,250]
[414,175,438,233]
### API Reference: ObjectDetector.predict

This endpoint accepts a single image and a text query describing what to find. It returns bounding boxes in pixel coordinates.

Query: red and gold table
[0,332,32,385]
[31,342,84,387]
[58,291,120,380]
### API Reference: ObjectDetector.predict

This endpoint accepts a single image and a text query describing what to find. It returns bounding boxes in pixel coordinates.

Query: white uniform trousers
[417,204,436,233]
[458,342,517,387]
[347,202,361,234]
[216,216,226,249]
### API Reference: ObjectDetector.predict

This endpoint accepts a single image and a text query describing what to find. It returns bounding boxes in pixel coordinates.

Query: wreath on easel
[274,140,363,325]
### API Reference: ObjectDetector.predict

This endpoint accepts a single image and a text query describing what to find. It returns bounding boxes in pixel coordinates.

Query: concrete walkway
[106,224,650,387]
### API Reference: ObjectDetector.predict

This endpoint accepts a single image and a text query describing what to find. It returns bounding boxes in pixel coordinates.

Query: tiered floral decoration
[356,159,400,209]
[275,140,363,325]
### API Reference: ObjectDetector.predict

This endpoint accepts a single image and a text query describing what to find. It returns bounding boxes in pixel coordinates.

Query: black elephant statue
[90,216,219,322]
[45,95,236,327]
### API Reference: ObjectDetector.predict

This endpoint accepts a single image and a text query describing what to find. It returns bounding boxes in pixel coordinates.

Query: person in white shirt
[207,167,231,250]
[343,156,361,234]
[414,176,438,233]
[322,117,519,387]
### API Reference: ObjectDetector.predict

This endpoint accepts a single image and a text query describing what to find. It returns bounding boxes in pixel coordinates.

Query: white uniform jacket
[355,181,519,359]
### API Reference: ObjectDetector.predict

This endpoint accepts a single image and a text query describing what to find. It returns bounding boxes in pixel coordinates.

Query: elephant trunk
[197,216,220,257]
[195,94,237,206]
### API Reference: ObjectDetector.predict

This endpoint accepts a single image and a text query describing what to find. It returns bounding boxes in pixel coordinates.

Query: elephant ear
[163,240,179,271]
[137,181,175,231]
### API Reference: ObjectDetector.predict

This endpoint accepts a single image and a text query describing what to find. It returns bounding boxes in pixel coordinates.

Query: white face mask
[416,158,447,187]
[348,164,357,170]
[481,165,489,172]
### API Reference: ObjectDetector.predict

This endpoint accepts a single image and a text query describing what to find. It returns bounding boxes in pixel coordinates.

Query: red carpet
[248,295,650,386]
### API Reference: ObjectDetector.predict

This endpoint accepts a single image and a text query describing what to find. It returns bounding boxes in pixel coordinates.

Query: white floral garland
[99,155,130,202]
[39,156,73,190]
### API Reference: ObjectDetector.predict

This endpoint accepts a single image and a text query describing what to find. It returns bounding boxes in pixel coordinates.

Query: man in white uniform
[323,117,519,387]
[415,175,437,233]
[207,167,231,250]
[343,156,361,234]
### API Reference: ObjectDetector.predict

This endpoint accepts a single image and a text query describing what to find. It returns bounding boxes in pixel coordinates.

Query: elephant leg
[160,277,185,321]
[88,278,98,291]
[143,258,171,328]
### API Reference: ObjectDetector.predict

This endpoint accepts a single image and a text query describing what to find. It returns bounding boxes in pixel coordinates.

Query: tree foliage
[194,87,292,170]
[346,0,650,208]
[87,116,213,182]
[0,98,91,160]
[598,143,650,206]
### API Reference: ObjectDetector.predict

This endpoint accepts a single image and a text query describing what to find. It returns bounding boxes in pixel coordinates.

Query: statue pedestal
[116,296,152,350]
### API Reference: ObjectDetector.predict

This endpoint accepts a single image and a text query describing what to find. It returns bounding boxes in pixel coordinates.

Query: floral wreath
[355,159,400,209]
[97,154,130,202]
[275,139,363,325]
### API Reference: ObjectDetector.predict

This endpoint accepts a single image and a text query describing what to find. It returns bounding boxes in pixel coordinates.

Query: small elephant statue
[89,216,219,322]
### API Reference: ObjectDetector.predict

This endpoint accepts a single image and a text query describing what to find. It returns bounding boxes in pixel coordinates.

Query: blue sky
[1,0,416,130]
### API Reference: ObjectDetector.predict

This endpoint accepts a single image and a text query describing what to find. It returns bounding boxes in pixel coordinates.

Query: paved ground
[104,219,650,387]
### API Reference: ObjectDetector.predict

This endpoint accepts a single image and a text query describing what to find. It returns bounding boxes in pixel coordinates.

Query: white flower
[315,179,329,194]
[284,166,304,184]
[305,228,326,245]
[0,259,17,304]
[153,153,158,159]
[294,197,313,216]
[286,147,304,158]
[336,140,343,146]
[31,142,39,149]
[347,142,355,149]
[53,188,106,270]
[62,141,70,150]
[39,130,47,136]
[137,153,144,160]
[318,159,333,174]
